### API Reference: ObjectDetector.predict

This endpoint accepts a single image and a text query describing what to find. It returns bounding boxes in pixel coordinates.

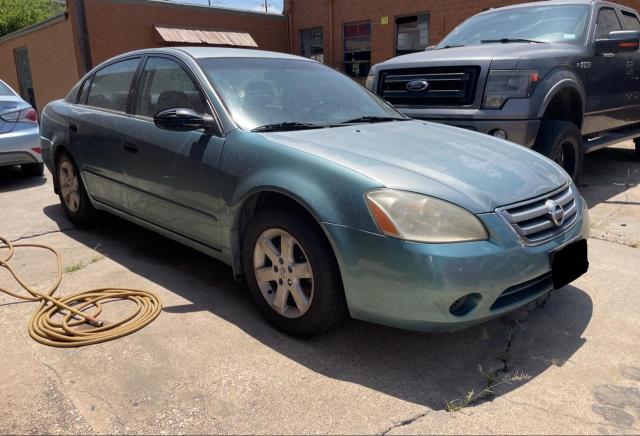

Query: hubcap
[59,160,80,213]
[253,228,314,318]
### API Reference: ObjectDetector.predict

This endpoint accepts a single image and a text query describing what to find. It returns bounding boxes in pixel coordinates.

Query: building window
[343,21,371,78]
[300,27,324,62]
[396,13,429,56]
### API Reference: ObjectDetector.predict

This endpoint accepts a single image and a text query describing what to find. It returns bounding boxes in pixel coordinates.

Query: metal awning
[154,25,258,48]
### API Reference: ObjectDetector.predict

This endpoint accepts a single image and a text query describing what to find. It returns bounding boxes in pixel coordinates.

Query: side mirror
[154,107,217,132]
[594,30,640,55]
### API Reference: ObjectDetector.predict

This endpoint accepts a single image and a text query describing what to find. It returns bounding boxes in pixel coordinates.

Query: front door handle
[68,122,78,132]
[123,142,139,154]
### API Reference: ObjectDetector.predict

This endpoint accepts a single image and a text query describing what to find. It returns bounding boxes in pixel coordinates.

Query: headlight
[365,189,488,243]
[483,70,539,109]
[365,74,375,91]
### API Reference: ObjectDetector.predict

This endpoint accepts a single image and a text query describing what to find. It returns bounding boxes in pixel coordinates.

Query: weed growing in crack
[446,369,531,412]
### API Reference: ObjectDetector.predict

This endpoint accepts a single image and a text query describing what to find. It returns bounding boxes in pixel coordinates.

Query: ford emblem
[545,199,565,227]
[406,80,430,92]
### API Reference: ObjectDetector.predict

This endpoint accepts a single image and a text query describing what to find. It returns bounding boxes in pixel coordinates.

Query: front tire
[533,120,583,181]
[21,162,44,177]
[56,152,96,225]
[243,209,347,337]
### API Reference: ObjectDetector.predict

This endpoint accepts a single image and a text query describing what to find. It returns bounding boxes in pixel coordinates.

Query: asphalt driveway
[0,141,638,435]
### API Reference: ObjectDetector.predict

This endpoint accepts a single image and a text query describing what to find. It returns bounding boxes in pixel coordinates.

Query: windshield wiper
[481,38,545,44]
[339,116,409,124]
[437,44,465,49]
[251,122,325,132]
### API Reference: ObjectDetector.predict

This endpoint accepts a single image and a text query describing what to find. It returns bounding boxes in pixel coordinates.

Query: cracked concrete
[1,142,639,434]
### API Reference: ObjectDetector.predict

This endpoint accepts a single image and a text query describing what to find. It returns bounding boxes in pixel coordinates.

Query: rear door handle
[68,122,78,132]
[123,142,139,154]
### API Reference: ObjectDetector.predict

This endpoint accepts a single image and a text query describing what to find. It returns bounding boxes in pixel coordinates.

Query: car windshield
[0,81,15,96]
[198,57,404,131]
[438,5,590,48]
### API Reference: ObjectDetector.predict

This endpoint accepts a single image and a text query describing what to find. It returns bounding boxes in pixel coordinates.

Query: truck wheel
[533,121,583,181]
[243,208,348,337]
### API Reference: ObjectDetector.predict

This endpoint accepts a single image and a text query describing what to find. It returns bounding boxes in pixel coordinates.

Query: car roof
[105,46,312,62]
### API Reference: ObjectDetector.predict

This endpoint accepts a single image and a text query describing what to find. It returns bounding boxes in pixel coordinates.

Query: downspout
[72,0,92,74]
[328,0,334,67]
[287,0,294,54]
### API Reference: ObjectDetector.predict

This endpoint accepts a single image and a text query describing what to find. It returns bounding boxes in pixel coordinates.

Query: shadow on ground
[580,145,640,207]
[0,165,47,193]
[43,205,592,411]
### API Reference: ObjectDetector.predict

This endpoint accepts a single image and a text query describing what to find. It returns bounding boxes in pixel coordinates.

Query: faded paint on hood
[263,120,569,213]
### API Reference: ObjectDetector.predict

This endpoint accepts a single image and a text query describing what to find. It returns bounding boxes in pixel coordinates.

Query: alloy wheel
[253,228,314,318]
[59,160,80,213]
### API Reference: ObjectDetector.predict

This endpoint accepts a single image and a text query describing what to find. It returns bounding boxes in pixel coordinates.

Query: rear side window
[134,57,207,118]
[0,81,14,96]
[86,58,140,112]
[595,8,622,39]
[77,78,91,104]
[621,11,640,31]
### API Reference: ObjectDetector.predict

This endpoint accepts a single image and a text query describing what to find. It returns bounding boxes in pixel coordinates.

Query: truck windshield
[198,57,404,131]
[438,5,591,48]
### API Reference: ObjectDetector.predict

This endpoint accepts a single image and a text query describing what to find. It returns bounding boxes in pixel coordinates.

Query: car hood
[264,120,569,213]
[377,42,582,70]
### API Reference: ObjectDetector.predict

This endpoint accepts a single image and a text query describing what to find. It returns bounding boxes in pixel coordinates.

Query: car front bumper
[0,125,42,166]
[324,196,589,332]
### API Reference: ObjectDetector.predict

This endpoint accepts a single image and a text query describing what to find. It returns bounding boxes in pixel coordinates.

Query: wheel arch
[537,76,586,130]
[230,188,343,281]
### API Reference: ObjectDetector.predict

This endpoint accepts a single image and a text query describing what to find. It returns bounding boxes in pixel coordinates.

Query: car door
[121,55,225,249]
[70,57,141,209]
[619,9,640,124]
[583,6,629,134]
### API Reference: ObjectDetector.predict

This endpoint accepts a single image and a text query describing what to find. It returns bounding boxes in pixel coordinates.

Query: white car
[0,79,43,176]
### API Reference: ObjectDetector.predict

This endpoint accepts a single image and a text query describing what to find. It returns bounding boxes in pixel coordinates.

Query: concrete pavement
[0,142,638,434]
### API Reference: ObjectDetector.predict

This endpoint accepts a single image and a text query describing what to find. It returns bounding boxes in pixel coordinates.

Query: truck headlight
[483,70,539,109]
[365,74,375,91]
[365,189,488,243]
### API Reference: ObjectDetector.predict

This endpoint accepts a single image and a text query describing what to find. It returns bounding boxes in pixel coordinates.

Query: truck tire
[533,121,583,181]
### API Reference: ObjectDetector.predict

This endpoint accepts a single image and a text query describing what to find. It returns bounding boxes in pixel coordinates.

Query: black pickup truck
[366,0,640,179]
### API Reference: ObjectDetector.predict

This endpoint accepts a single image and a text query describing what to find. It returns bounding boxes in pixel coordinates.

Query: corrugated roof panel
[154,25,257,47]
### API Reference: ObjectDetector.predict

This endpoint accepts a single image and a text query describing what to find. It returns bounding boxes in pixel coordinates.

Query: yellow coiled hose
[0,235,162,347]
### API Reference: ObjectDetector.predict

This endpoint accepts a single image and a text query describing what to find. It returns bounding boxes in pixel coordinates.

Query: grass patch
[63,253,105,274]
[446,369,531,412]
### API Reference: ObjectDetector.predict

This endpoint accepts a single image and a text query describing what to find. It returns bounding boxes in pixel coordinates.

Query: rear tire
[243,208,347,337]
[21,162,44,177]
[56,152,96,225]
[533,120,583,181]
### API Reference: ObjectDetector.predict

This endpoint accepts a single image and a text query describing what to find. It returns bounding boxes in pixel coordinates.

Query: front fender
[534,68,586,120]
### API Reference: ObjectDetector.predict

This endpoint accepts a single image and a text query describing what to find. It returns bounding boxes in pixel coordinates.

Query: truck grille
[496,184,579,246]
[379,66,480,107]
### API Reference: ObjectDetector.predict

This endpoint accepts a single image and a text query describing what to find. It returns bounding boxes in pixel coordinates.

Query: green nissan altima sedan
[40,48,589,337]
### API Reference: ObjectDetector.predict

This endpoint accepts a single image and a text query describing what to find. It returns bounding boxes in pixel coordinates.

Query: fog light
[449,293,482,317]
[491,129,507,140]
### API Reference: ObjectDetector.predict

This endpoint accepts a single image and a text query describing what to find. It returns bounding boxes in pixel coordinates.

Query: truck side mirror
[594,30,640,55]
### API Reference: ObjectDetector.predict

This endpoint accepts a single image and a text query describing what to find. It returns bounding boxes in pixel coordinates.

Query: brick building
[2,0,640,110]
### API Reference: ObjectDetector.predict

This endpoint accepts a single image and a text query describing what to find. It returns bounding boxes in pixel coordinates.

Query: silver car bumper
[0,125,42,166]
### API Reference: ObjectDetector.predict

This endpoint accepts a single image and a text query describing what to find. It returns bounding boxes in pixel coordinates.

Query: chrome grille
[497,184,579,245]
[379,66,480,106]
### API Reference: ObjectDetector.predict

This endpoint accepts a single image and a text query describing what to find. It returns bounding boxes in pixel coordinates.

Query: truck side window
[621,11,640,31]
[595,8,622,39]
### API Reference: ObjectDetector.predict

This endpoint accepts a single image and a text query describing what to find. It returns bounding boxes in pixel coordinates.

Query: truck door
[619,9,640,124]
[584,7,629,134]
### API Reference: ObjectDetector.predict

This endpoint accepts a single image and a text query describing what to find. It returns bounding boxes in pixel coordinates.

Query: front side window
[86,58,140,112]
[621,11,640,31]
[438,5,590,48]
[343,22,371,78]
[135,57,207,118]
[595,8,622,39]
[300,28,324,62]
[396,14,430,56]
[198,57,401,131]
